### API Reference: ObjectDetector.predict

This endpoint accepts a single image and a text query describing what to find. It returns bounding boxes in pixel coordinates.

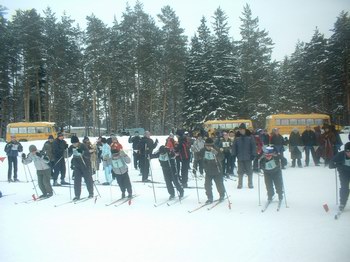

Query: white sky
[1,0,350,61]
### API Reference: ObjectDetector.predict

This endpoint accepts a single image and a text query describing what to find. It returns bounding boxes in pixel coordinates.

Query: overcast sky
[1,0,349,61]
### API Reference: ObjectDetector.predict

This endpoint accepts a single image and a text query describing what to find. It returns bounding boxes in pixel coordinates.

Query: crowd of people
[1,124,349,212]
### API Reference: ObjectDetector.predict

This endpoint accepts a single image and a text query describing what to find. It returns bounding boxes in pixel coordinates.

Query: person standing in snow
[329,142,350,211]
[4,135,23,182]
[301,125,319,166]
[218,132,233,177]
[192,133,205,177]
[128,131,141,170]
[68,136,94,200]
[22,145,53,198]
[111,148,133,199]
[138,131,158,182]
[41,135,55,176]
[52,132,69,186]
[198,138,226,204]
[259,146,284,201]
[289,128,304,168]
[270,128,287,169]
[101,137,112,185]
[175,133,191,188]
[152,145,184,200]
[232,123,257,189]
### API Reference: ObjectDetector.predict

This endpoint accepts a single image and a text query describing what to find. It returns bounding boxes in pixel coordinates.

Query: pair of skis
[154,195,188,207]
[188,198,229,213]
[15,194,51,204]
[54,196,97,207]
[105,195,138,207]
[261,199,283,212]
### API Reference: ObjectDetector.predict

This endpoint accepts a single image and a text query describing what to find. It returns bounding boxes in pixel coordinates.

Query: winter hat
[239,123,246,129]
[101,137,107,144]
[265,146,275,155]
[29,145,37,152]
[83,136,89,143]
[57,132,64,138]
[48,135,54,140]
[205,138,214,146]
[345,142,350,152]
[159,145,167,154]
[71,135,79,144]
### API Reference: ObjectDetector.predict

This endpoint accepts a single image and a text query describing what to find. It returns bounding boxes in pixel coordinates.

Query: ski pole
[258,171,261,206]
[93,180,101,197]
[335,168,338,206]
[193,168,201,204]
[26,165,39,197]
[148,157,157,204]
[281,172,289,208]
[21,158,29,182]
[66,148,72,200]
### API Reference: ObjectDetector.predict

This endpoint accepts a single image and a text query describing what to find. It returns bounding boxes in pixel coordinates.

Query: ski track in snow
[0,135,349,262]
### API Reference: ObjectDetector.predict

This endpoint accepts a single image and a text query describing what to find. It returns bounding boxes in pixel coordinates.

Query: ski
[154,198,171,207]
[14,194,38,204]
[54,200,75,207]
[105,198,126,206]
[207,199,226,210]
[74,196,97,204]
[261,200,272,212]
[167,195,188,206]
[188,199,221,213]
[114,195,138,207]
[133,180,164,184]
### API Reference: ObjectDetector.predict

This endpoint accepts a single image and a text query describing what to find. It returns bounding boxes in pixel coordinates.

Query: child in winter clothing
[111,148,133,198]
[198,138,226,204]
[152,146,184,200]
[259,146,284,201]
[101,137,112,185]
[22,145,53,198]
[329,142,350,211]
[68,136,94,200]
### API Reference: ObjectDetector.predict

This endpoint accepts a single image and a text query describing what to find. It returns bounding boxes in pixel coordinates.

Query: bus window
[19,127,27,133]
[290,119,297,126]
[275,119,281,125]
[298,119,306,125]
[306,119,314,125]
[315,119,323,126]
[9,128,18,134]
[28,127,35,134]
[281,119,289,125]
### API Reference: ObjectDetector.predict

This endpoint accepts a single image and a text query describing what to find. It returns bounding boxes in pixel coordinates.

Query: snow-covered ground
[0,135,349,262]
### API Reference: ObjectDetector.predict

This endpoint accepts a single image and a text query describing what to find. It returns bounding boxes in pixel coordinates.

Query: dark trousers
[339,170,350,206]
[115,171,132,196]
[163,167,183,196]
[204,174,225,200]
[180,158,190,185]
[237,160,253,187]
[139,156,150,181]
[264,169,283,200]
[73,166,93,198]
[193,158,204,175]
[7,156,18,180]
[37,169,53,195]
[133,152,139,169]
[222,152,232,175]
[304,146,317,165]
[53,157,66,181]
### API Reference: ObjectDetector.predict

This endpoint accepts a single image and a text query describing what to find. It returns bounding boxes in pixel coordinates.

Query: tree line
[0,2,349,137]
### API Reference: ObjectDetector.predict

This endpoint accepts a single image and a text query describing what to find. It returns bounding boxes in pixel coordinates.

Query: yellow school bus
[203,119,253,137]
[265,114,331,135]
[6,122,58,142]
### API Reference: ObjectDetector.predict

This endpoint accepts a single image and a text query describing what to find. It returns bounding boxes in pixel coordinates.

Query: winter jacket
[329,151,350,174]
[260,155,280,174]
[176,136,191,161]
[198,146,223,176]
[232,135,256,161]
[301,130,317,147]
[219,138,233,155]
[4,141,23,157]
[22,152,51,171]
[111,152,130,175]
[52,138,67,161]
[68,143,91,171]
[101,143,112,162]
[42,140,54,161]
[152,149,177,176]
[128,135,141,150]
[138,137,158,157]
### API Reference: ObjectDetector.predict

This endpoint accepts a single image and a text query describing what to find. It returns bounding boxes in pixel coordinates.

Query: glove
[21,153,26,158]
[35,152,41,157]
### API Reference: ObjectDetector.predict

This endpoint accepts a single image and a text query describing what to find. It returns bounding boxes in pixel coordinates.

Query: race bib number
[204,151,215,160]
[72,148,81,157]
[344,159,350,167]
[12,144,18,150]
[159,154,169,162]
[222,142,230,148]
[112,158,125,169]
[265,159,277,170]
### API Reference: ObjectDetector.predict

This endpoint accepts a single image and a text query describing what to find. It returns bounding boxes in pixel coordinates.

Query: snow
[0,135,350,262]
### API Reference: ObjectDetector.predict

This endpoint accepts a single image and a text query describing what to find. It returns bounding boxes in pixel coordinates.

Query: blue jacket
[4,141,23,157]
[232,135,256,161]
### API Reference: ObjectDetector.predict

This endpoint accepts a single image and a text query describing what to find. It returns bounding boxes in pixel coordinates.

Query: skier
[111,148,133,199]
[232,123,257,189]
[128,131,141,170]
[4,135,23,182]
[152,145,184,200]
[101,137,112,185]
[198,138,226,204]
[329,142,350,211]
[259,146,284,201]
[138,131,158,182]
[41,135,55,176]
[68,136,94,200]
[22,145,53,198]
[175,133,191,188]
[52,132,69,186]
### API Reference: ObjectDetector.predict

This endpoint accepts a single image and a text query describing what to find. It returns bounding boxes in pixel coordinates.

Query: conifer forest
[0,2,349,136]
